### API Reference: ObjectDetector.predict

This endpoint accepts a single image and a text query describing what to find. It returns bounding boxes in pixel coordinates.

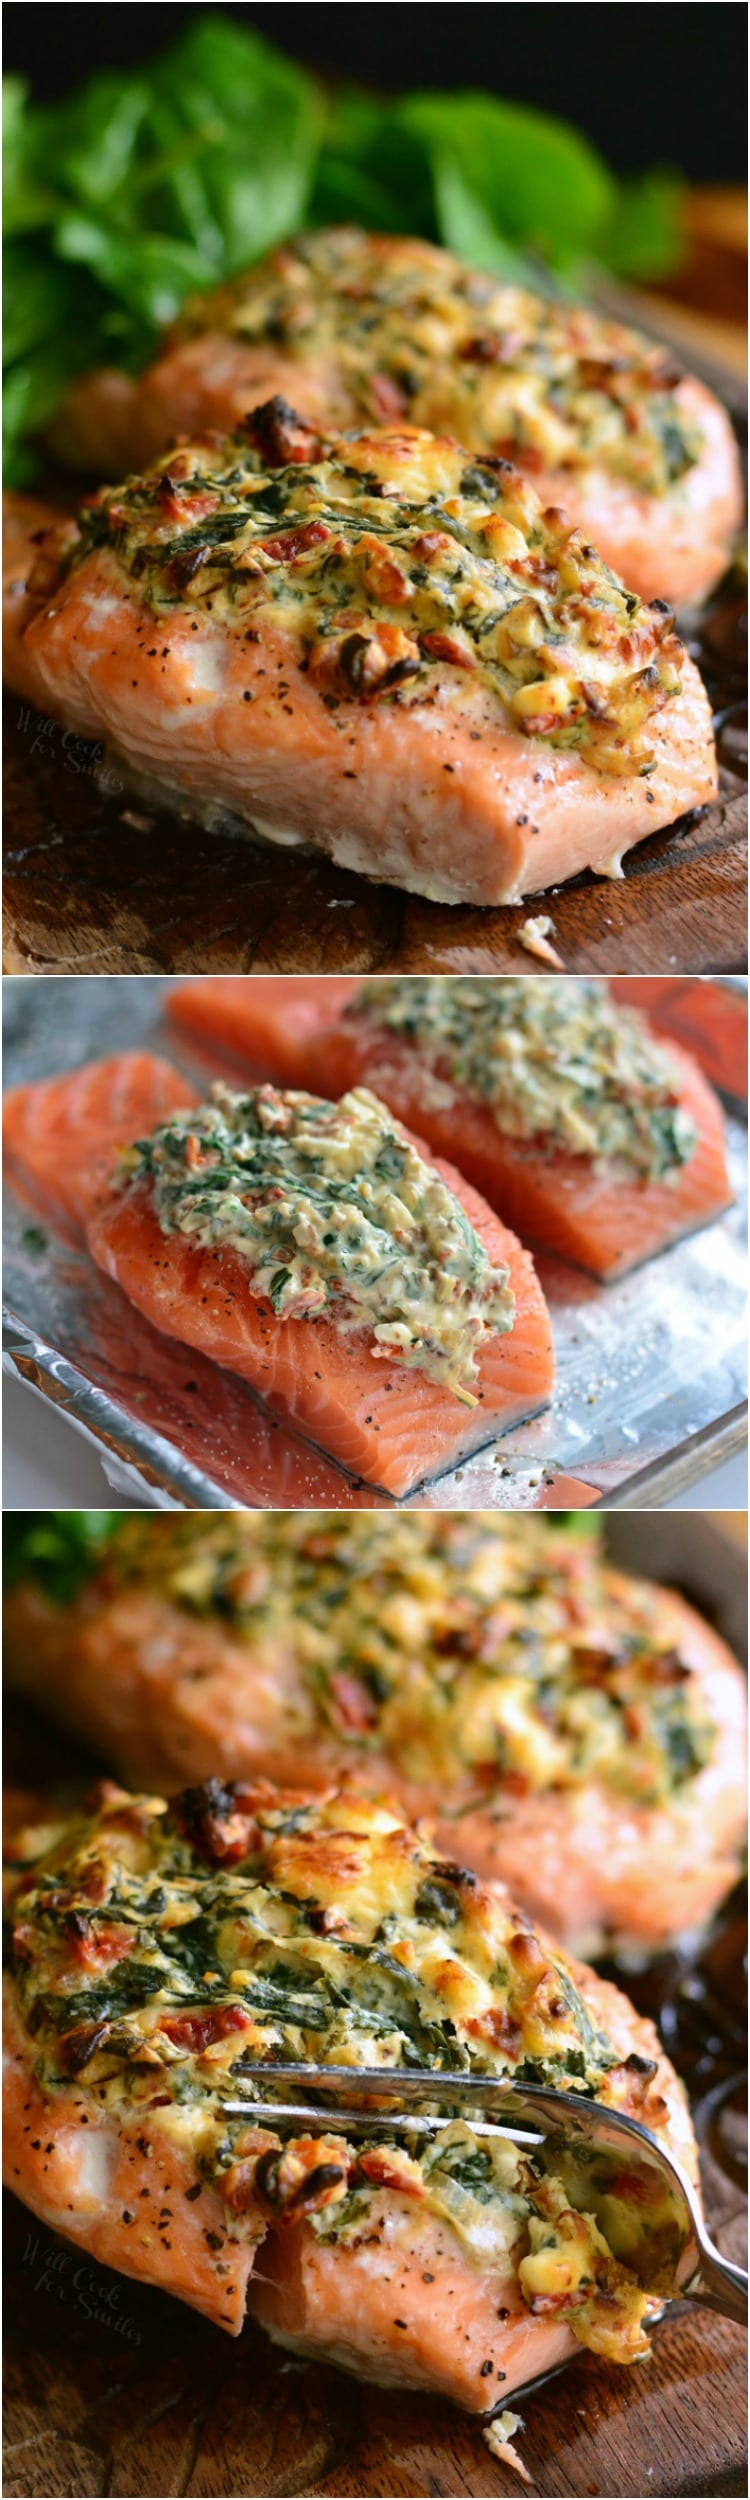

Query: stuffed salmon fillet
[169,974,733,1281]
[3,1054,554,1496]
[5,1515,746,1958]
[53,227,742,606]
[4,1775,698,2409]
[3,408,717,910]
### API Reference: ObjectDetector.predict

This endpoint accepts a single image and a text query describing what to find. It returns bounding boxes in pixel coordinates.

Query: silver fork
[219,2064,747,2326]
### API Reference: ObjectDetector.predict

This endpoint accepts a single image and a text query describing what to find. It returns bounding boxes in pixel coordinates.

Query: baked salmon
[53,228,742,606]
[169,975,733,1280]
[4,1775,698,2408]
[5,1515,746,1958]
[3,1054,554,1497]
[3,410,717,911]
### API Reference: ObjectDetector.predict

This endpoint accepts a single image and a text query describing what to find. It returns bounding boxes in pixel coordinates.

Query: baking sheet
[3,975,747,1509]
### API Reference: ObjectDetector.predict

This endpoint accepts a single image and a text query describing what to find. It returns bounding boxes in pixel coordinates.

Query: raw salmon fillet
[87,1175,554,1500]
[3,1050,197,1237]
[3,1051,554,1496]
[3,404,718,911]
[4,1776,698,2405]
[5,1516,746,1959]
[53,228,742,606]
[169,975,733,1279]
[3,1054,389,1510]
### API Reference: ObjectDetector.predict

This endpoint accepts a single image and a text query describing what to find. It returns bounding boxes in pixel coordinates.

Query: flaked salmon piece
[5,1516,746,1958]
[3,1775,698,2405]
[52,228,742,606]
[3,1051,198,1238]
[169,975,733,1279]
[247,1941,697,2399]
[3,407,718,912]
[247,2198,578,2404]
[3,1051,554,1496]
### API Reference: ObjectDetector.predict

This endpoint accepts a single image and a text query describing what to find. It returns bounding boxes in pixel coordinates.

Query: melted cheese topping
[176,227,703,499]
[99,1516,713,1806]
[7,1781,681,2363]
[119,1082,514,1401]
[72,407,683,778]
[349,975,697,1180]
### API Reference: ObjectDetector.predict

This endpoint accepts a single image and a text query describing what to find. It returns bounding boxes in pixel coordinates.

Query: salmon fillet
[3,1056,389,1511]
[3,1052,554,1496]
[87,1177,554,1500]
[610,976,748,1104]
[53,228,742,606]
[3,1050,198,1238]
[5,1515,746,1958]
[3,1776,698,2405]
[3,406,718,911]
[169,975,733,1279]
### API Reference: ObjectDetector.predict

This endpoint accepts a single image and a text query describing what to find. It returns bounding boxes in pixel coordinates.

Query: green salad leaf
[3,1511,121,1603]
[3,12,685,482]
[396,89,616,272]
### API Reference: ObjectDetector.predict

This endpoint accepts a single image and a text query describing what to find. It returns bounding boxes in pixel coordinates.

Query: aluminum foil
[3,976,747,1509]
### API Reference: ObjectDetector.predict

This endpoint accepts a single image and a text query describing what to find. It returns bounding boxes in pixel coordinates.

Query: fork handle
[681,2243,748,2326]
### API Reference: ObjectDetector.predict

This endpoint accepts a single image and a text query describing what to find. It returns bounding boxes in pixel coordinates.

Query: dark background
[4,1,747,179]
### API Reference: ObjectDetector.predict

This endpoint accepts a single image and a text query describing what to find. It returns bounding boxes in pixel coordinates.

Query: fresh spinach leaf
[3,1511,122,1602]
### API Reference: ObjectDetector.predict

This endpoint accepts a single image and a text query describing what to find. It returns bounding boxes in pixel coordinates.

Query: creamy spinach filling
[179,227,703,499]
[120,1082,515,1401]
[73,412,683,778]
[63,1516,714,1807]
[349,975,697,1181]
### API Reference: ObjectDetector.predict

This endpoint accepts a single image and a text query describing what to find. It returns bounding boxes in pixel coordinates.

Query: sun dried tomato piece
[66,1918,135,1974]
[368,372,408,422]
[258,520,331,563]
[241,396,323,465]
[172,1778,262,1863]
[329,1671,379,1733]
[420,630,476,670]
[160,2004,249,2055]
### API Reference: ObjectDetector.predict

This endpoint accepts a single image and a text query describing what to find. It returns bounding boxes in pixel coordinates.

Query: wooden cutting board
[3,1698,747,2500]
[2,690,746,977]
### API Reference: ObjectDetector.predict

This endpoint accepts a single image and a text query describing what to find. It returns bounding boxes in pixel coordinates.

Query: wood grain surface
[3,1700,747,2500]
[2,695,746,983]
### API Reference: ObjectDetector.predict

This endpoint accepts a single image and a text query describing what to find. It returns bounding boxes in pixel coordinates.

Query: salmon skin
[169,975,733,1281]
[5,1515,746,1961]
[52,227,742,608]
[3,1051,555,1498]
[4,1775,698,2405]
[3,407,718,912]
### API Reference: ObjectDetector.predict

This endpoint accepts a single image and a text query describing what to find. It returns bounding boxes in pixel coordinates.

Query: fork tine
[217,2099,540,2142]
[217,2063,535,2102]
[216,2061,544,2140]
